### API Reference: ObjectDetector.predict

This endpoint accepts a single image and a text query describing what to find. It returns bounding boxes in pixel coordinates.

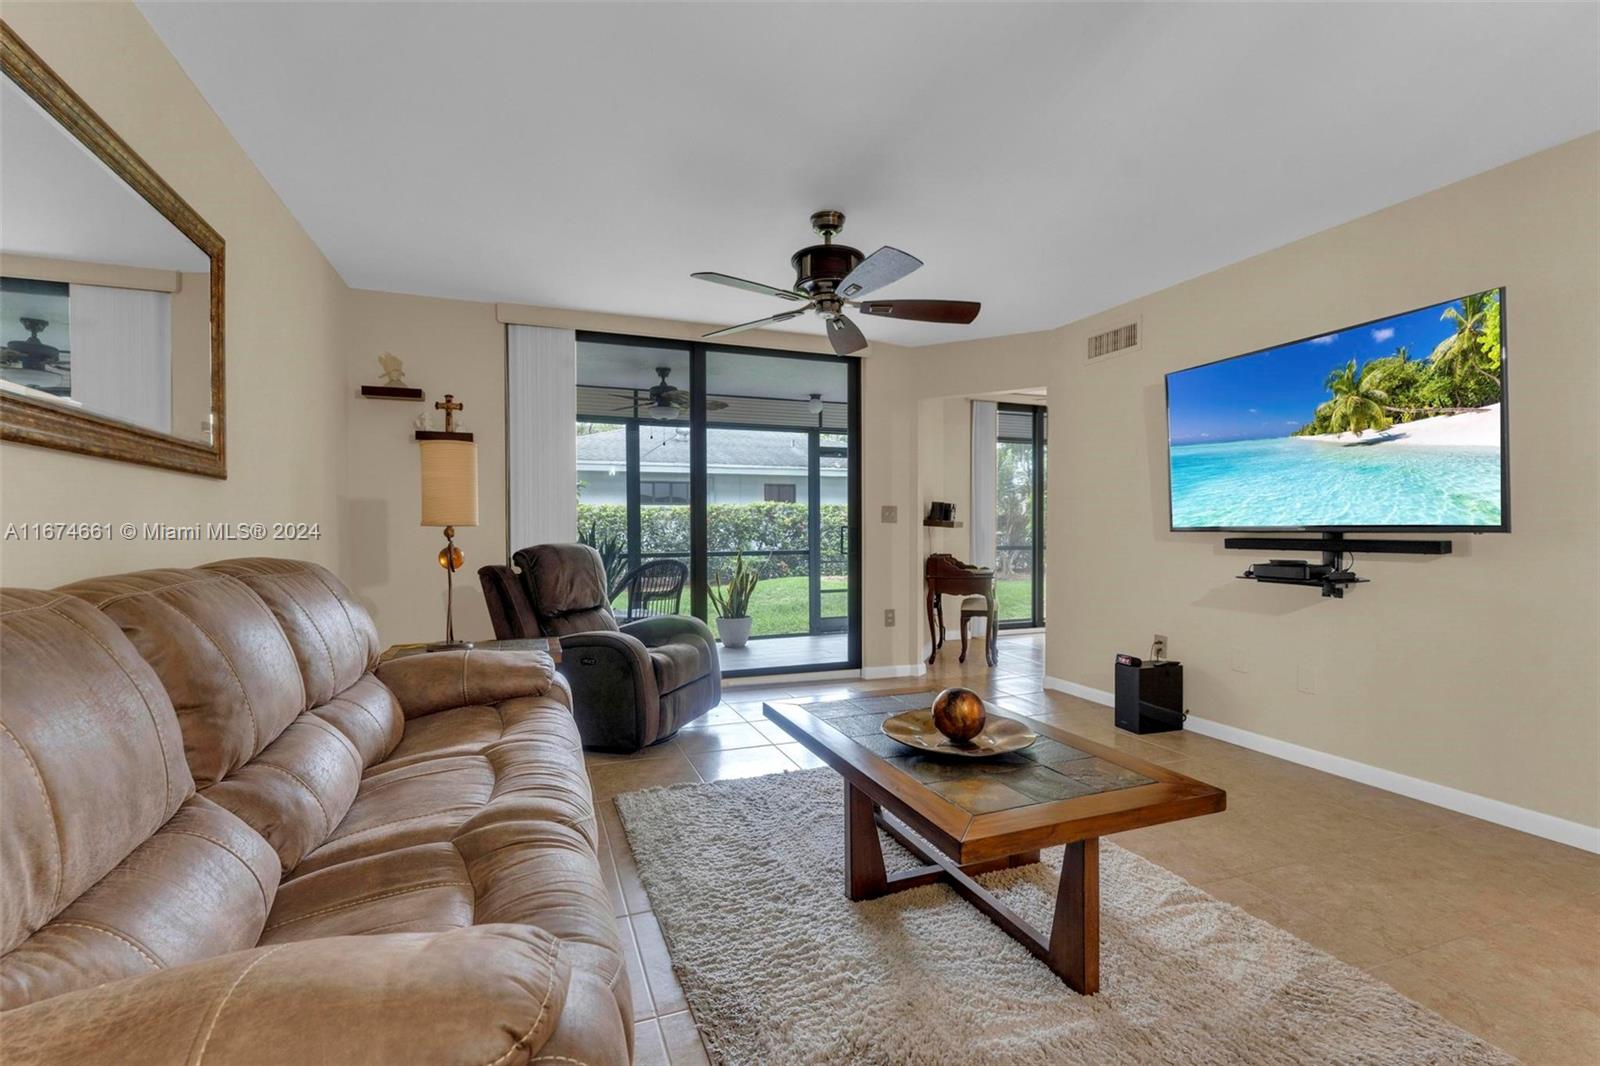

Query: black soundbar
[1223,536,1452,555]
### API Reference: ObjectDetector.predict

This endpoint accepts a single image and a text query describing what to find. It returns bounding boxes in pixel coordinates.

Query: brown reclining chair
[479,543,721,752]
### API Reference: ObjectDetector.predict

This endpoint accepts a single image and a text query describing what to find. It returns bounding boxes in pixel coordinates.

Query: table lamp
[416,394,477,650]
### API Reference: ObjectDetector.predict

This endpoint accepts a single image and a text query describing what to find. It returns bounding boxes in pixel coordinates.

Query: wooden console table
[924,553,997,667]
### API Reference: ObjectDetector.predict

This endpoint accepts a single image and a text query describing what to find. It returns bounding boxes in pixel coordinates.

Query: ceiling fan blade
[664,392,728,411]
[691,272,806,302]
[702,308,810,339]
[826,314,868,356]
[836,246,922,299]
[856,299,981,324]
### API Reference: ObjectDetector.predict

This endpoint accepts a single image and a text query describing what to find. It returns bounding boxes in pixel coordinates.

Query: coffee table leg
[1048,838,1100,994]
[845,783,888,900]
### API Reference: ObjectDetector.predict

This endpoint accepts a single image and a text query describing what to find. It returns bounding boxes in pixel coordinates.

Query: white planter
[717,616,753,648]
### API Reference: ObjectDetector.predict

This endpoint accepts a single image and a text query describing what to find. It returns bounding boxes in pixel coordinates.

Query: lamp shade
[419,438,478,527]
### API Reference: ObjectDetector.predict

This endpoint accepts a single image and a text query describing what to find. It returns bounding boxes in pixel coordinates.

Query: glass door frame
[996,402,1046,630]
[811,433,850,635]
[578,331,862,676]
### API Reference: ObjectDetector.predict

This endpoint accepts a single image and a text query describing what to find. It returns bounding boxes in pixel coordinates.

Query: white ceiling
[1,79,210,273]
[139,2,1598,346]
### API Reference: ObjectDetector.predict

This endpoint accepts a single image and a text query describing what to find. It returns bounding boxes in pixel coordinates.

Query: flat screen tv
[1166,288,1507,532]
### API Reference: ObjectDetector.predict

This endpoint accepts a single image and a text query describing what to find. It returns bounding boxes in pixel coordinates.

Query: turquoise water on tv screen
[1169,437,1502,529]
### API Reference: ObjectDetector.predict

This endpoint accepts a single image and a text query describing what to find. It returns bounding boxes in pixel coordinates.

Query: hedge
[577,502,848,580]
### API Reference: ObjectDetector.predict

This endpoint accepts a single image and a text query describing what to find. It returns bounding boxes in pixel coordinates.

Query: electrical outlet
[1297,665,1318,694]
[1152,634,1168,660]
[1230,648,1249,674]
[880,505,898,523]
[884,608,896,628]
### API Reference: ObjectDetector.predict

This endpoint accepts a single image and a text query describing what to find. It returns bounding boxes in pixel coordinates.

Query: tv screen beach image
[1167,290,1505,530]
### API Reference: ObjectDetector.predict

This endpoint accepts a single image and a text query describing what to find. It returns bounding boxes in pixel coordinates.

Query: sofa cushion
[59,568,307,788]
[0,926,580,1066]
[0,590,193,957]
[201,558,381,707]
[0,795,279,1009]
[267,687,625,1030]
[64,562,405,872]
[0,589,285,1009]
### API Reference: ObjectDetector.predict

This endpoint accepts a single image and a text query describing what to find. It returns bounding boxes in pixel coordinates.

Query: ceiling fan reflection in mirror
[693,210,981,355]
[612,366,729,421]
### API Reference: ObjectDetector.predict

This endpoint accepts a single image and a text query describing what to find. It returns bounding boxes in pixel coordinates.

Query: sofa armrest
[621,614,721,708]
[376,647,555,719]
[0,926,569,1066]
[620,612,717,650]
[555,629,661,750]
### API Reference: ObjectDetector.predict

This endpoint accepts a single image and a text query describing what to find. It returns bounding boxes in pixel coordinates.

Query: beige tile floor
[587,634,1600,1065]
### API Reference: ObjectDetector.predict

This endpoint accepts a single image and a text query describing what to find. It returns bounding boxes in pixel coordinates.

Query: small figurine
[378,352,407,386]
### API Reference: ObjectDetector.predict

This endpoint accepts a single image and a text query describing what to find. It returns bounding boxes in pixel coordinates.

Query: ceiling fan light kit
[693,210,981,356]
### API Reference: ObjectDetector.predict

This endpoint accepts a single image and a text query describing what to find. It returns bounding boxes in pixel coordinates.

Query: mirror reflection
[0,76,214,443]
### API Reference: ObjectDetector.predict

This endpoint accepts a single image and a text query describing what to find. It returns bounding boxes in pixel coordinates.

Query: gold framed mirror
[0,22,225,478]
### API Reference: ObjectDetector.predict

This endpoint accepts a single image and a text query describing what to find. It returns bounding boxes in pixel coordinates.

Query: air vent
[1087,320,1140,361]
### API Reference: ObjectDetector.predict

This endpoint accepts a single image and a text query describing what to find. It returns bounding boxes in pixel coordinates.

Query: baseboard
[722,668,862,687]
[1043,676,1112,705]
[1040,676,1599,854]
[861,663,928,680]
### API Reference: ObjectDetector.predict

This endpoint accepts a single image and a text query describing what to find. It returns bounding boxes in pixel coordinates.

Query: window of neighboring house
[763,483,797,503]
[641,480,689,504]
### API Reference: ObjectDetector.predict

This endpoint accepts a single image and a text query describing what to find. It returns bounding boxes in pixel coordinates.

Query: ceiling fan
[692,210,980,356]
[612,366,728,421]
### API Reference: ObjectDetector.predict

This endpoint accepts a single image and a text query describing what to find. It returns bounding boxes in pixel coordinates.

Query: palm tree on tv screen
[1315,359,1393,436]
[1429,291,1501,407]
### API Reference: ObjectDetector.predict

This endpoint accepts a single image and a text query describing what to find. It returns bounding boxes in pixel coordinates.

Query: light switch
[881,505,898,523]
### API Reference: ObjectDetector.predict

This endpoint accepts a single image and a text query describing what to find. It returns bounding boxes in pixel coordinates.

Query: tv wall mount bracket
[1225,532,1452,598]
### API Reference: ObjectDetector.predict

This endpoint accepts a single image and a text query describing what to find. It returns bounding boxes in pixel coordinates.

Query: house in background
[577,425,847,505]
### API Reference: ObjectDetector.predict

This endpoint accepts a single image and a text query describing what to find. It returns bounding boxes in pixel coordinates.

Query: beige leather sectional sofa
[0,558,631,1064]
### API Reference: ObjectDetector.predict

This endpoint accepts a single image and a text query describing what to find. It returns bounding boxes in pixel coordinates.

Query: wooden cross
[435,394,464,433]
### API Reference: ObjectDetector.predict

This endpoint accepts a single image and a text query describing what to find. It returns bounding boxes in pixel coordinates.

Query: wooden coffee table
[764,692,1225,994]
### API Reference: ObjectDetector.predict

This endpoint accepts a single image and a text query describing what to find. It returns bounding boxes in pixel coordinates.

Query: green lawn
[695,575,1035,639]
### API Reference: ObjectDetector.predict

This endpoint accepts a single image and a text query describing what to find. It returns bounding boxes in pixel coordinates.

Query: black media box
[1114,654,1183,735]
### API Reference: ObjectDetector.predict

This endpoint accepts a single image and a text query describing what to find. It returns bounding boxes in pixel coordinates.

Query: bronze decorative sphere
[931,687,986,742]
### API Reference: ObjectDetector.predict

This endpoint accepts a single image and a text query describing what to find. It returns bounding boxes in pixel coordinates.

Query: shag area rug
[615,768,1514,1066]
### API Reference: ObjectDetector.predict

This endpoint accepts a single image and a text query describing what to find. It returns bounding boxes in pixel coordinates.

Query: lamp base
[425,640,475,653]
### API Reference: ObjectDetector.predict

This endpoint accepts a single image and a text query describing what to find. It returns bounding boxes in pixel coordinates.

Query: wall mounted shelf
[361,385,425,401]
[1225,531,1452,599]
[922,518,963,528]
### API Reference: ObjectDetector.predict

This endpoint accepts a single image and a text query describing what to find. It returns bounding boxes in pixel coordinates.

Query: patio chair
[613,557,688,621]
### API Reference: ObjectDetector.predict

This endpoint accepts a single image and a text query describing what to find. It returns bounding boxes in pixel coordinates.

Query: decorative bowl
[881,708,1038,757]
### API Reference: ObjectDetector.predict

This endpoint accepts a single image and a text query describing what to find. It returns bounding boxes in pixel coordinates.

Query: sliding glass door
[996,403,1046,628]
[575,333,860,675]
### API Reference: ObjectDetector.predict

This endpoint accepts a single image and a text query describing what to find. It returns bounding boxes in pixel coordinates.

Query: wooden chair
[959,595,995,664]
[615,558,688,621]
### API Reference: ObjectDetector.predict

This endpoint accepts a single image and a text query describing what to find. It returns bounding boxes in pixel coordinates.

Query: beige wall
[5,2,1590,830]
[343,291,891,643]
[0,2,348,584]
[911,134,1600,828]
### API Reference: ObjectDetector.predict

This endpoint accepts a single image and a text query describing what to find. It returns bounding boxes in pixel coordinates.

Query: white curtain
[507,324,577,555]
[67,283,171,433]
[970,400,998,570]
